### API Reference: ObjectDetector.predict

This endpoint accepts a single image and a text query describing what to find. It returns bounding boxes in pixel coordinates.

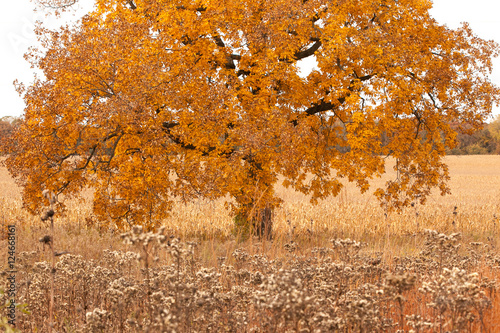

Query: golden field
[2,155,499,248]
[1,155,500,332]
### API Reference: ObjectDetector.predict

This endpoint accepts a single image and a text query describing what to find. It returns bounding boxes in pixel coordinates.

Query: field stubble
[0,155,500,332]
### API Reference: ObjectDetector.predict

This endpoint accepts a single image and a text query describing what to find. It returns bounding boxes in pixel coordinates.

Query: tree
[5,0,499,234]
[489,115,500,154]
[447,116,500,155]
[0,117,19,155]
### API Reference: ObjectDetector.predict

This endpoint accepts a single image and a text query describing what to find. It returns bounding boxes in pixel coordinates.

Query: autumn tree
[5,0,499,234]
[448,115,500,155]
[0,117,19,155]
[488,115,500,154]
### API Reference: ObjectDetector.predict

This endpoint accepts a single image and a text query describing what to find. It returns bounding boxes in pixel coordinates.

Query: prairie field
[1,155,500,332]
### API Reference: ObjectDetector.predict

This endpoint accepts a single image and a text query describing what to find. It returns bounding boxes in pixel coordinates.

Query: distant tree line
[448,116,500,155]
[0,117,19,154]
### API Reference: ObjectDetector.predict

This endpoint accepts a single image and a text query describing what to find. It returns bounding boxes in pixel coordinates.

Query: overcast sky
[1,0,500,120]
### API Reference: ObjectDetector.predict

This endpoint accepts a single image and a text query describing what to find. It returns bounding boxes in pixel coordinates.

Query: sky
[1,0,500,120]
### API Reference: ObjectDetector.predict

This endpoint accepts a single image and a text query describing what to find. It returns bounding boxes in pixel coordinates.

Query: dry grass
[1,155,500,332]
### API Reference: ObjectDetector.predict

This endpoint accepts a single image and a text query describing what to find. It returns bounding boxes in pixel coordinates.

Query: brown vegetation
[1,155,500,332]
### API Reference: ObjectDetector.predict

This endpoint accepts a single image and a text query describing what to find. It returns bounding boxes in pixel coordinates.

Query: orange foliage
[4,0,500,229]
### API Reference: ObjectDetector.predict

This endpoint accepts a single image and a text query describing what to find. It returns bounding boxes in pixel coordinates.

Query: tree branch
[213,35,225,48]
[176,5,207,12]
[162,121,179,129]
[303,74,376,117]
[294,39,322,60]
[126,0,136,10]
[161,122,235,158]
[74,145,97,171]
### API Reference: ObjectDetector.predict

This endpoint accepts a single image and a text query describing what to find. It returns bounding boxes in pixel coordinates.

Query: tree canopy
[5,0,499,230]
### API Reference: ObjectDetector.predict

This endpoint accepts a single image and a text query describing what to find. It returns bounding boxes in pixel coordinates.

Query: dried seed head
[39,235,52,244]
[41,208,55,221]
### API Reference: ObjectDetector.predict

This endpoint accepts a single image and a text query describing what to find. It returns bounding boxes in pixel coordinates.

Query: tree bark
[254,207,273,240]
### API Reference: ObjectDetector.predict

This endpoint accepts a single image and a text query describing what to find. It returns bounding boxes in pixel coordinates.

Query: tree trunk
[254,207,273,240]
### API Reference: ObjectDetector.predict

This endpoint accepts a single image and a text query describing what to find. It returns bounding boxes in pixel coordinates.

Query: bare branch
[127,0,137,10]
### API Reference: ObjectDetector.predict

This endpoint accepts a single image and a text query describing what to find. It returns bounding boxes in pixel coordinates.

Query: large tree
[5,0,499,232]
